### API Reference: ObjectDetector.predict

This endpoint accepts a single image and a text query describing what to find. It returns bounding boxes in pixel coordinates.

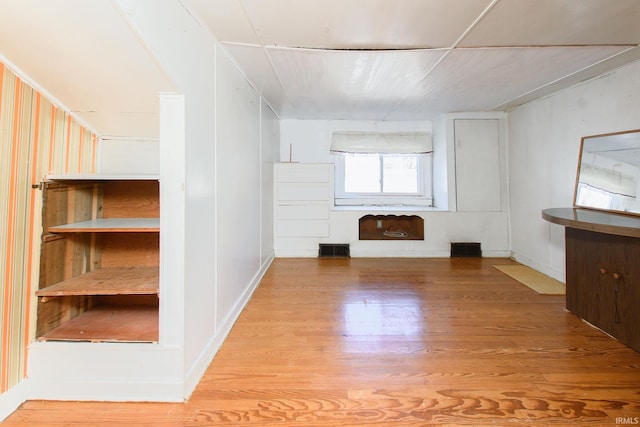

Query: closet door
[454,119,501,212]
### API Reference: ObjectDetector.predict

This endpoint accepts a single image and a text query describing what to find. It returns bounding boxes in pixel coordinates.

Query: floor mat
[494,265,565,295]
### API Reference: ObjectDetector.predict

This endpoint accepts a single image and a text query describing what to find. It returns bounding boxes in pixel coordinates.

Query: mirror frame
[574,128,640,217]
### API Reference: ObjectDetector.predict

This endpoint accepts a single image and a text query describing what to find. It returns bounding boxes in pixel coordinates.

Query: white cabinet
[274,163,333,256]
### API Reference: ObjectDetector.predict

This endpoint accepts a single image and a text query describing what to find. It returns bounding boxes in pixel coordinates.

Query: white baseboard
[480,250,511,258]
[27,342,183,402]
[275,249,318,257]
[275,249,511,258]
[0,380,27,422]
[511,252,566,283]
[350,249,451,257]
[182,252,275,398]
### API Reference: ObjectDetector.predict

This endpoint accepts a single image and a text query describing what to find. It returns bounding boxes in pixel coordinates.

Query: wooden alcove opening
[359,214,424,240]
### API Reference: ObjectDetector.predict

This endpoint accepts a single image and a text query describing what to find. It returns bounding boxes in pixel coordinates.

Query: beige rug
[494,265,565,295]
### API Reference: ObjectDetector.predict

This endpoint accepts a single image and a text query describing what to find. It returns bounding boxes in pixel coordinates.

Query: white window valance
[330,131,433,154]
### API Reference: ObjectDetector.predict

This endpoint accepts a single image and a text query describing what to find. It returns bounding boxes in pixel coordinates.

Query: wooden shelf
[37,179,161,343]
[48,218,160,233]
[36,267,159,297]
[38,305,159,343]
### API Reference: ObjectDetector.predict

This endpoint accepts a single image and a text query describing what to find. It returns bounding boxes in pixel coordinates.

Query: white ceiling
[185,0,640,120]
[0,0,176,138]
[1,0,639,138]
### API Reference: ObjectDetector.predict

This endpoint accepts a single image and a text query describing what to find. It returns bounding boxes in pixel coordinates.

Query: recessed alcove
[358,214,424,240]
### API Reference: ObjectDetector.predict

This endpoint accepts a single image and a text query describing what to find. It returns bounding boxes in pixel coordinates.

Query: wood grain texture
[102,180,160,218]
[35,266,159,296]
[6,258,640,425]
[565,227,640,352]
[37,304,158,343]
[36,181,160,340]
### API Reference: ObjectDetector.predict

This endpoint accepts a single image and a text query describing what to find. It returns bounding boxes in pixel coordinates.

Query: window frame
[334,152,433,207]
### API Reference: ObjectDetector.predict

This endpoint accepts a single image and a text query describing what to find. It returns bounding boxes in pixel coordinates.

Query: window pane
[344,154,380,193]
[383,155,418,193]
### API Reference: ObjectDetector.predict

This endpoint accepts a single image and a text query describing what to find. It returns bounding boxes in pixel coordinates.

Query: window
[331,131,433,207]
[335,152,432,206]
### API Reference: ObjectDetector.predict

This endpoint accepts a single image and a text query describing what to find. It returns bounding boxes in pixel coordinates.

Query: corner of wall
[0,380,28,422]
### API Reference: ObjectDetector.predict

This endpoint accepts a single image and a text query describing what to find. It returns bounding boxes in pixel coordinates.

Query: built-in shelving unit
[36,176,160,343]
[274,163,334,257]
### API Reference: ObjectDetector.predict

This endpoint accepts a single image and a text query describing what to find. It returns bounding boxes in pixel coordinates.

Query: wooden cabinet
[36,177,160,343]
[566,228,640,351]
[543,208,640,352]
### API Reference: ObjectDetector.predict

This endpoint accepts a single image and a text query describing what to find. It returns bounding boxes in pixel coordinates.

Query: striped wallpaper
[0,61,97,393]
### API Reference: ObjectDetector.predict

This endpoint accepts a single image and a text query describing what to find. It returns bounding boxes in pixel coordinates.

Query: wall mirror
[574,129,640,216]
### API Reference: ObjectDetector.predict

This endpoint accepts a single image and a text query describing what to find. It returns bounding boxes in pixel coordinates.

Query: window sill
[332,205,448,212]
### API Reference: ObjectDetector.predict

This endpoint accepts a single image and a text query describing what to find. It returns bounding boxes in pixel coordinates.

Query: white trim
[0,380,28,422]
[46,173,160,181]
[27,343,183,401]
[334,152,433,206]
[27,378,183,403]
[332,205,447,212]
[511,252,566,283]
[159,93,186,349]
[351,248,510,258]
[274,248,511,258]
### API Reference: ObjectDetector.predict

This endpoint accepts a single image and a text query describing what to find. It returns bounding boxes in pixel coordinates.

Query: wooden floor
[5,258,640,425]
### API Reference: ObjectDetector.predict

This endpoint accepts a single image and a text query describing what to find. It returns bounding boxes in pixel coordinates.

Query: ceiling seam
[238,0,298,115]
[493,45,640,112]
[178,3,282,117]
[382,0,502,120]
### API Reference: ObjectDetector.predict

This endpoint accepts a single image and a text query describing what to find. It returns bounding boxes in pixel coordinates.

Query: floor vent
[319,243,350,257]
[451,242,482,257]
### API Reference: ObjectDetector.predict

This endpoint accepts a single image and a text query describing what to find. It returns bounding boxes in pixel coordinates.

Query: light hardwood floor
[5,258,640,425]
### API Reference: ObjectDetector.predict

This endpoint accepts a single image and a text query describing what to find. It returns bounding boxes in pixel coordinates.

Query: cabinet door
[565,228,615,331]
[566,227,640,352]
[610,234,640,352]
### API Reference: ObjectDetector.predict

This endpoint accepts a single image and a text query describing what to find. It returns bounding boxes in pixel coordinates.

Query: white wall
[278,119,510,257]
[508,59,640,281]
[214,50,276,385]
[123,2,277,397]
[98,138,160,175]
